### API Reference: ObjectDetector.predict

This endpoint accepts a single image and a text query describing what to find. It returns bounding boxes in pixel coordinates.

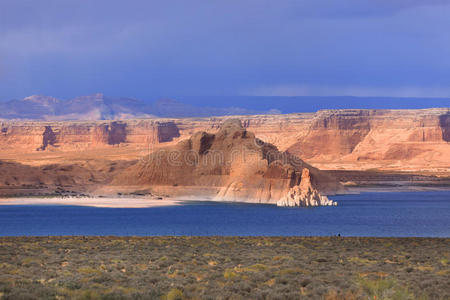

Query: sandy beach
[0,197,182,208]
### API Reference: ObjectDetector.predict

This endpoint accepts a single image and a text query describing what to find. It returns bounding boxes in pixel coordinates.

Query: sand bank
[0,197,182,208]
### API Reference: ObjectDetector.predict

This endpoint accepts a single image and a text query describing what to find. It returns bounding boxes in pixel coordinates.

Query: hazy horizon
[1,94,449,114]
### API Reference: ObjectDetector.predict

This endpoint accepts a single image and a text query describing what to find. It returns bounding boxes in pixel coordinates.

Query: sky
[1,0,450,102]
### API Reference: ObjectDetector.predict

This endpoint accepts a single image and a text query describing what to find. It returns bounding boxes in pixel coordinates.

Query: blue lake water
[0,191,449,237]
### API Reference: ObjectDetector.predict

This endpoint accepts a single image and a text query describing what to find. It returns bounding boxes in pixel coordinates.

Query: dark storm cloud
[0,0,450,100]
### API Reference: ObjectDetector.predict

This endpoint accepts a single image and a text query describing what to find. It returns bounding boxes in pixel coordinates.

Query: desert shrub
[416,265,434,272]
[165,288,183,300]
[357,276,414,300]
[77,267,102,276]
[324,289,361,300]
[300,278,312,287]
[64,280,82,290]
[78,289,101,300]
[1,282,56,300]
[91,274,113,284]
[0,237,446,299]
[436,269,450,276]
[229,280,252,294]
[348,256,377,265]
[272,255,293,262]
[242,263,268,272]
[224,269,239,279]
[278,267,308,275]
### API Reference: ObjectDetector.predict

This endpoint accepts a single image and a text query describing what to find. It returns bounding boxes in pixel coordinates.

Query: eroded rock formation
[439,112,450,142]
[113,119,343,205]
[107,122,127,145]
[0,160,136,197]
[157,121,180,142]
[0,108,448,173]
[1,109,449,199]
[287,110,372,158]
[277,168,337,207]
[39,126,57,150]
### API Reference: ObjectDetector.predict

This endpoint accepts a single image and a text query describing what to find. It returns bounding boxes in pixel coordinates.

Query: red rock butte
[0,108,449,199]
[112,119,341,205]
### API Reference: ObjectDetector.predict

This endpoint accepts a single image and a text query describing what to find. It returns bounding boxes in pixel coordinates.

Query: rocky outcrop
[0,120,159,151]
[439,112,450,142]
[277,168,337,207]
[1,109,449,198]
[0,108,448,173]
[38,126,57,150]
[107,122,127,145]
[113,119,343,205]
[0,159,136,196]
[157,122,180,142]
[287,110,372,159]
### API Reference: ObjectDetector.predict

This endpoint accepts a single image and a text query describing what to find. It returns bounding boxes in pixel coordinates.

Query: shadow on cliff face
[107,122,127,145]
[439,113,450,142]
[288,111,371,158]
[157,121,180,143]
[38,126,57,151]
[114,119,343,202]
[0,159,137,196]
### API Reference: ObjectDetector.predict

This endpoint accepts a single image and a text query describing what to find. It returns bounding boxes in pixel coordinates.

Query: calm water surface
[0,191,449,237]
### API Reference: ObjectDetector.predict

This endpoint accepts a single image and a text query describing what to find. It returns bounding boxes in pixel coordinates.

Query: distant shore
[0,196,182,208]
[2,185,450,208]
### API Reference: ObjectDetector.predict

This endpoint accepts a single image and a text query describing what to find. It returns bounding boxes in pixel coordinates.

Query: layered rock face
[1,108,448,173]
[286,110,371,159]
[440,113,450,142]
[0,120,180,151]
[113,119,343,205]
[285,109,450,164]
[277,168,337,207]
[0,160,136,196]
[1,109,449,200]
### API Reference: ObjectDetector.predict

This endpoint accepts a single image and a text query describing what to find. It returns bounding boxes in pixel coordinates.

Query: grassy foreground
[0,237,448,299]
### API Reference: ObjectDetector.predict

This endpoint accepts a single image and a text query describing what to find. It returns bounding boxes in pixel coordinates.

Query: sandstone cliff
[286,109,450,163]
[1,108,448,174]
[113,119,343,205]
[0,159,136,197]
[1,108,449,198]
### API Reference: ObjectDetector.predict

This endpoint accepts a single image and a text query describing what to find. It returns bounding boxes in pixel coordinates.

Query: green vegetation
[357,276,414,299]
[0,237,448,299]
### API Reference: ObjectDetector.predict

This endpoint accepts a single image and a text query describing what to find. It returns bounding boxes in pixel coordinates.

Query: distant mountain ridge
[2,93,448,121]
[0,94,274,120]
